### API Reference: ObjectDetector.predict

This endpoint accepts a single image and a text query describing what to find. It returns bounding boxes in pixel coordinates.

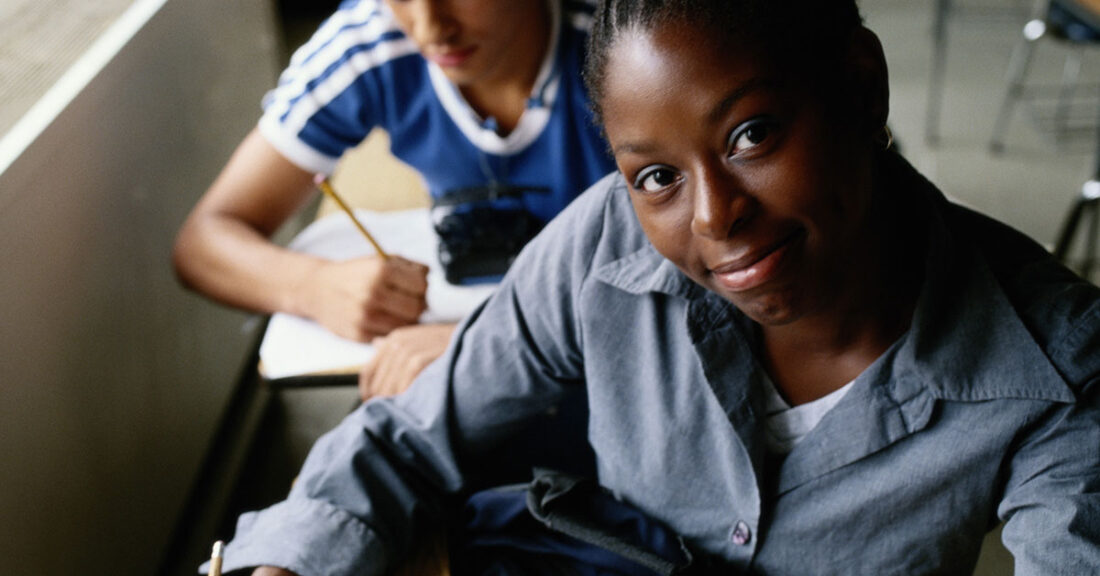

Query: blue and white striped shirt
[258,0,614,223]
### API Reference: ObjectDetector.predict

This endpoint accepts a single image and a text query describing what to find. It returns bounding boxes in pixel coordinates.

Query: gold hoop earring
[878,125,894,150]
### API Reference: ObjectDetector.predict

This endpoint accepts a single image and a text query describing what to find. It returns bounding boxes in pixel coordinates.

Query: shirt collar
[593,243,701,300]
[590,176,702,300]
[887,155,1074,403]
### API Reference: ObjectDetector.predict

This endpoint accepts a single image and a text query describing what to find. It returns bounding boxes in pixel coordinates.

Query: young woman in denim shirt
[217,1,1100,574]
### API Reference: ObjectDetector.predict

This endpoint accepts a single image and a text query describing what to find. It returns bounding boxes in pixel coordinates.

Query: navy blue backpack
[451,470,696,576]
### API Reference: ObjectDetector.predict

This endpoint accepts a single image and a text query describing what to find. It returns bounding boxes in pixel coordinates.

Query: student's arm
[172,128,429,341]
[998,375,1100,574]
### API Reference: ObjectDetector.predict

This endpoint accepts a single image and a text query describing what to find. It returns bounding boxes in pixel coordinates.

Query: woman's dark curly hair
[584,0,865,121]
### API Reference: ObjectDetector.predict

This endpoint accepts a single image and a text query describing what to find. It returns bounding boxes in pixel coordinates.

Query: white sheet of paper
[257,208,497,380]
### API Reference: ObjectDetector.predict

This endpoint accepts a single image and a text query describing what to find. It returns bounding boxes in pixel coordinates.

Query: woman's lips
[428,46,477,67]
[710,230,803,292]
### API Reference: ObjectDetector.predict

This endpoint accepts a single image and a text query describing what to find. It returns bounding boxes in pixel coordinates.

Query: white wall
[0,1,280,573]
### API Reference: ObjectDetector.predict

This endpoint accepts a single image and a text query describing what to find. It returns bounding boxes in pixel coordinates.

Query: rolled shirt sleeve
[210,499,384,576]
[999,375,1100,574]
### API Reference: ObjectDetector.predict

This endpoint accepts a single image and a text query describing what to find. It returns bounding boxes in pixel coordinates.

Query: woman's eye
[635,167,678,193]
[728,121,772,156]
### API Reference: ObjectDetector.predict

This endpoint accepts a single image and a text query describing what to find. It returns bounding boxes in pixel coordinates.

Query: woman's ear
[844,26,890,136]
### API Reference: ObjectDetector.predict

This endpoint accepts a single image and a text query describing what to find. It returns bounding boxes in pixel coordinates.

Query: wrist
[283,257,326,319]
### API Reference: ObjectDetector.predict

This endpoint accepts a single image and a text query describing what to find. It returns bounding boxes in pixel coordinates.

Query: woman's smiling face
[600,21,878,327]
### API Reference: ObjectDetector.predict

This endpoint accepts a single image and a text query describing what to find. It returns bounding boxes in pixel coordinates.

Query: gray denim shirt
[214,156,1100,575]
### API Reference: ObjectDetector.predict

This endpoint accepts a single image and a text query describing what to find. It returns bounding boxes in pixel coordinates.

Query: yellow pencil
[316,176,390,260]
[208,541,224,576]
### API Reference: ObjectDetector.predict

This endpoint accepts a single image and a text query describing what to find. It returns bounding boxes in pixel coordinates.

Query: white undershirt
[760,373,855,455]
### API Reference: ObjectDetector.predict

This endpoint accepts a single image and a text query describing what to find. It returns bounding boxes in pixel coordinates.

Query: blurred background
[0,1,1096,574]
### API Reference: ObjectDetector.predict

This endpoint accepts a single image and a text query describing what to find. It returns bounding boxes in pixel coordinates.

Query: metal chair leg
[990,18,1046,153]
[1054,193,1088,259]
[1054,49,1082,140]
[926,0,952,146]
[1059,85,1100,278]
[1054,179,1100,274]
[1082,192,1099,279]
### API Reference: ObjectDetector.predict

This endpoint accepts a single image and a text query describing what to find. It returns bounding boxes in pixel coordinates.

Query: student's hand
[358,323,457,400]
[297,255,429,342]
[251,567,299,576]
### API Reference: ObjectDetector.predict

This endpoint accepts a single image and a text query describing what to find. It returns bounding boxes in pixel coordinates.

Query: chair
[986,0,1100,278]
[925,0,1031,145]
[988,0,1100,153]
[1052,113,1100,278]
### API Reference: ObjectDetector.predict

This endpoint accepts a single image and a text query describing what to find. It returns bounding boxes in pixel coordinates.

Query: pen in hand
[208,540,224,576]
[312,174,431,336]
[315,175,391,260]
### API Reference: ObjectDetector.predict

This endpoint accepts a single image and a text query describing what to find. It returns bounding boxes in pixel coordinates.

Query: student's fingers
[359,324,456,399]
[369,348,401,398]
[365,283,427,325]
[370,347,423,398]
[251,567,301,576]
[358,354,381,402]
[381,256,430,296]
[359,336,408,400]
[299,257,386,339]
[355,309,412,341]
[300,256,426,340]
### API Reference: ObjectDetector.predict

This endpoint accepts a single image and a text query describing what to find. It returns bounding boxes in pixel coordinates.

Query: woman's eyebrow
[707,77,777,124]
[611,141,657,156]
[611,78,779,157]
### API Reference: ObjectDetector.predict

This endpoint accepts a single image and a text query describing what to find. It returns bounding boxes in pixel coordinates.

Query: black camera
[432,184,550,285]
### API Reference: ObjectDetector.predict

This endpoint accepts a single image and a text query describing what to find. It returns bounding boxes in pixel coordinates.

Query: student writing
[173,0,615,397]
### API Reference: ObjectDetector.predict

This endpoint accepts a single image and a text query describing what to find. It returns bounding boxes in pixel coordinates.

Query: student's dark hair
[584,0,864,120]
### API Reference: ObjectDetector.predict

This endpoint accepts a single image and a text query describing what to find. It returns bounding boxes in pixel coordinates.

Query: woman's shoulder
[943,197,1100,387]
[886,152,1100,389]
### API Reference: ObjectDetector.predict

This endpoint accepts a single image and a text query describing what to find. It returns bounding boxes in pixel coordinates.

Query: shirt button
[731,521,752,546]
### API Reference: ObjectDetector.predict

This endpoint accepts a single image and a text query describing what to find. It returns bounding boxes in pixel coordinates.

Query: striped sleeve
[258,0,419,174]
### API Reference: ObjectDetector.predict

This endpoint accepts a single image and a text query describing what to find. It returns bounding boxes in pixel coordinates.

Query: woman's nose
[410,0,458,46]
[690,167,748,240]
